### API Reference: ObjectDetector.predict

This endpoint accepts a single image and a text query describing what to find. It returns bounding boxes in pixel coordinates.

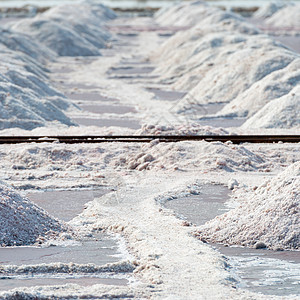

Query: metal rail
[0,135,299,144]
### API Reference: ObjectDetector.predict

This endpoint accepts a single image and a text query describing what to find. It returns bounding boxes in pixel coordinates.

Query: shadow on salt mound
[265,4,300,28]
[5,69,63,98]
[0,92,76,130]
[180,36,296,105]
[253,2,288,19]
[156,1,259,35]
[11,18,100,57]
[0,55,76,130]
[0,182,71,246]
[0,28,55,63]
[218,58,300,119]
[10,2,116,57]
[197,161,300,250]
[43,3,114,49]
[241,86,300,129]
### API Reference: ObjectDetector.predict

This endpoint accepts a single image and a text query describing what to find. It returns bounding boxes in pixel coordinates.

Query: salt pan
[197,162,300,250]
[0,182,70,246]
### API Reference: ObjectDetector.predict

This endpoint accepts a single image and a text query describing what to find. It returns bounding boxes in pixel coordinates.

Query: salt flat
[0,1,299,298]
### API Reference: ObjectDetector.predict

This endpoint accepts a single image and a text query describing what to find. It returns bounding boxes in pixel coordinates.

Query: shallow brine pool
[164,184,300,297]
[0,189,132,292]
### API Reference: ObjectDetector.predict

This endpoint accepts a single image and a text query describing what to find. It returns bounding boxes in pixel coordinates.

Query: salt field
[0,0,299,298]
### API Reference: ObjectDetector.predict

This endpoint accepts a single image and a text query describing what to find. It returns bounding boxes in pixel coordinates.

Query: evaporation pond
[164,184,230,225]
[0,189,129,291]
[27,189,108,222]
[164,184,300,297]
[65,92,119,103]
[197,117,246,128]
[109,66,155,75]
[146,88,187,101]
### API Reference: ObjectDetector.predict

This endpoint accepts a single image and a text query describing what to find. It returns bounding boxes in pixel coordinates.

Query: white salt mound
[253,2,288,19]
[0,1,117,130]
[197,162,300,250]
[184,37,296,104]
[242,85,300,129]
[151,1,299,129]
[0,27,55,63]
[266,4,300,28]
[0,182,70,246]
[11,18,101,57]
[136,124,230,136]
[0,46,75,130]
[218,58,300,119]
[10,2,116,57]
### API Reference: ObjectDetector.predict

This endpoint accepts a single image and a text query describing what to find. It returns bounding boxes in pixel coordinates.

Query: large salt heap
[253,2,288,19]
[265,4,300,29]
[0,182,70,246]
[197,162,300,250]
[0,1,116,130]
[0,45,75,130]
[150,1,300,129]
[241,85,300,129]
[217,57,300,119]
[10,2,116,56]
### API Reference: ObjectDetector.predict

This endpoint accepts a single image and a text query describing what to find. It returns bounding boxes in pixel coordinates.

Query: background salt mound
[155,0,257,33]
[265,4,300,29]
[0,46,75,130]
[11,2,116,56]
[155,1,258,33]
[241,86,300,129]
[0,182,69,246]
[197,162,300,250]
[182,37,296,104]
[0,27,55,63]
[217,58,300,119]
[253,2,288,19]
[152,1,299,129]
[11,18,100,57]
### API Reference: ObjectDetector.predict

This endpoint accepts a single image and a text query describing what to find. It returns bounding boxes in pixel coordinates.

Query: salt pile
[152,6,260,89]
[0,45,74,130]
[0,27,54,63]
[10,2,116,56]
[218,58,300,118]
[136,124,230,136]
[197,162,300,250]
[155,1,257,32]
[0,182,70,246]
[241,85,300,129]
[265,4,300,29]
[182,37,296,104]
[150,1,300,129]
[0,1,117,130]
[115,138,266,172]
[253,2,288,19]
